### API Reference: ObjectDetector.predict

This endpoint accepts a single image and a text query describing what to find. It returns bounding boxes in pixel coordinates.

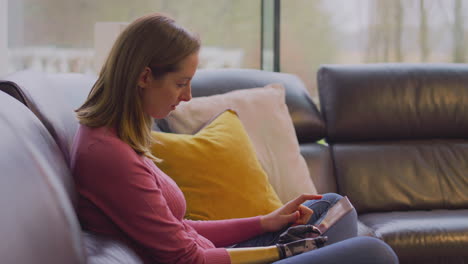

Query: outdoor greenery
[7,0,468,97]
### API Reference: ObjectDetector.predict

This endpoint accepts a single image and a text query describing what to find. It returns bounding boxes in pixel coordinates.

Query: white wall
[0,0,7,77]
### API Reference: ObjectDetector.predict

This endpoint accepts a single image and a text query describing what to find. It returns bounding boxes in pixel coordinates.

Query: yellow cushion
[150,110,283,220]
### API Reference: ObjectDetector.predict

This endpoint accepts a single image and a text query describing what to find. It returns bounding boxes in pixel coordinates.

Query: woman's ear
[138,67,152,89]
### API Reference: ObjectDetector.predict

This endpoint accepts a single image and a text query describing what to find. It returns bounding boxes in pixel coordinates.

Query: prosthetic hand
[278,224,322,244]
[276,236,328,259]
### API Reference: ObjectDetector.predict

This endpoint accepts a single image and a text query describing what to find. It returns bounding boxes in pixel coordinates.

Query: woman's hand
[260,194,323,233]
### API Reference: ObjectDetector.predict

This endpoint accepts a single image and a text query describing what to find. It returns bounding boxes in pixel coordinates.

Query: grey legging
[233,193,398,264]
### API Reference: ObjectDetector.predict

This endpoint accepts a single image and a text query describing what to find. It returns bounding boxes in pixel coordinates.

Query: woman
[71,13,398,264]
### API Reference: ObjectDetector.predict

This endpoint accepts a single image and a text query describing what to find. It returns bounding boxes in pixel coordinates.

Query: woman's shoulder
[72,125,156,191]
[73,125,141,165]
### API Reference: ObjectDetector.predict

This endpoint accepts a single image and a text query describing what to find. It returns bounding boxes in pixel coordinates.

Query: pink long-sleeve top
[71,125,264,264]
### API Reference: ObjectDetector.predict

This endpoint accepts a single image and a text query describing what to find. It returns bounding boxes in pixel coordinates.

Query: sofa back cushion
[3,70,95,167]
[157,68,325,143]
[318,63,468,142]
[0,92,85,263]
[318,64,468,213]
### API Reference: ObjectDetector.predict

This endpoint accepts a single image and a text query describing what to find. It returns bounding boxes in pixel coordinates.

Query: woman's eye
[177,84,187,88]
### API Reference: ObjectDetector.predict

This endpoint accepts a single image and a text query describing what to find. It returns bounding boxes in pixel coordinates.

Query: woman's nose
[180,85,192,102]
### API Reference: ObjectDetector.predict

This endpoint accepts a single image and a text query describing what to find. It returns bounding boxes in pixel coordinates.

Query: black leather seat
[318,63,468,263]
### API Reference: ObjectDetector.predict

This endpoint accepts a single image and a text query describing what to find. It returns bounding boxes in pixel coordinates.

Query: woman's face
[139,52,199,119]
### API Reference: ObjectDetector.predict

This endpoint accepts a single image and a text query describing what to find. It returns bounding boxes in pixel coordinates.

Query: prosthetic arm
[227,235,328,264]
[278,224,322,243]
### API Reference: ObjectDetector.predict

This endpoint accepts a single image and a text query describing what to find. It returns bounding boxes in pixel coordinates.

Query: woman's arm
[227,194,324,263]
[184,194,322,247]
[185,216,264,247]
[187,194,323,247]
[260,194,322,232]
[191,194,324,264]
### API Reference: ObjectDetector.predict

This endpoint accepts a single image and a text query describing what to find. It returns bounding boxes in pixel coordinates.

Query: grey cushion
[83,232,143,264]
[3,70,95,167]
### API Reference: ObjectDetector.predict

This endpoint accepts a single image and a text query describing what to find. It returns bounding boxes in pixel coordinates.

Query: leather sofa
[1,64,467,263]
[317,63,468,264]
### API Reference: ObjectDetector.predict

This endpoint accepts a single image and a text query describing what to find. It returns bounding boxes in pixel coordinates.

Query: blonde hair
[76,13,200,161]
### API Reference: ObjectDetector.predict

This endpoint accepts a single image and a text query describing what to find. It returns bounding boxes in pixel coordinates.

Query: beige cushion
[165,84,317,203]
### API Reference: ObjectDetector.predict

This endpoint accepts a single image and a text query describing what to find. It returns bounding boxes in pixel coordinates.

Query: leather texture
[360,210,468,263]
[158,68,326,143]
[0,92,85,264]
[318,63,468,142]
[318,63,468,263]
[300,143,336,194]
[333,140,468,213]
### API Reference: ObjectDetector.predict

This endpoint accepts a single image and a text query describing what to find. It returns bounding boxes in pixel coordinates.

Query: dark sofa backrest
[318,63,468,213]
[0,92,85,263]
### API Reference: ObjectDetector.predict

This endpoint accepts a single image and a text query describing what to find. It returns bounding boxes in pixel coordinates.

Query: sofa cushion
[318,63,468,142]
[162,84,317,203]
[332,140,468,213]
[3,70,95,167]
[162,68,325,143]
[0,92,85,263]
[360,210,468,263]
[83,232,143,264]
[0,80,27,105]
[151,110,283,220]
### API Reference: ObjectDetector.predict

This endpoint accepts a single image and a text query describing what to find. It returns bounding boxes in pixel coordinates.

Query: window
[4,0,467,92]
[281,0,468,100]
[5,0,261,76]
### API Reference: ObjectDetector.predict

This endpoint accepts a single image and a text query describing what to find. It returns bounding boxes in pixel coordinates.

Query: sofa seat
[83,232,143,264]
[360,210,468,263]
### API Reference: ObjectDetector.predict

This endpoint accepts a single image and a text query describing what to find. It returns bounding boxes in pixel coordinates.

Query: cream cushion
[165,84,317,203]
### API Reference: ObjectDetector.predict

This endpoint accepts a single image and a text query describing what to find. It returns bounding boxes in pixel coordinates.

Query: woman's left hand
[260,194,323,233]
